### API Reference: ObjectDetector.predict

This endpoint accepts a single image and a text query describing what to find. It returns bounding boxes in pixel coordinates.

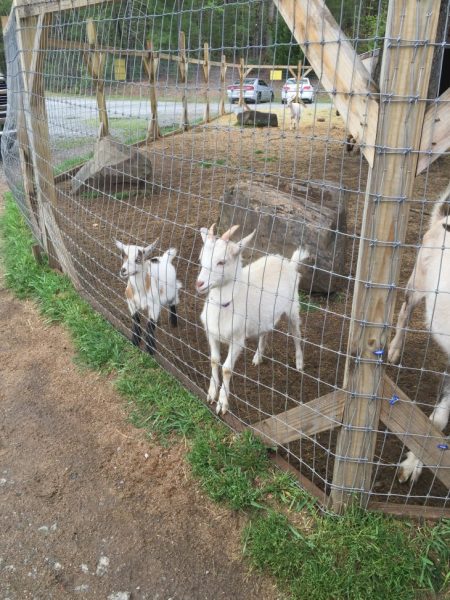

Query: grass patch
[199,158,227,169]
[244,508,450,600]
[1,193,449,600]
[53,152,94,176]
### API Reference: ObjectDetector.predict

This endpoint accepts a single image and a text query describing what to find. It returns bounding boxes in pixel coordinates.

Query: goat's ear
[115,240,126,253]
[238,229,256,251]
[143,239,159,260]
[200,227,209,243]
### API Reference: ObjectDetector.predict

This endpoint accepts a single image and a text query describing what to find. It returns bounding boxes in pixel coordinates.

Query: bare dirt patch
[0,195,279,598]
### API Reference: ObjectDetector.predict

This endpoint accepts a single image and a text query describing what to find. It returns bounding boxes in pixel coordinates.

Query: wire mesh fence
[3,0,450,518]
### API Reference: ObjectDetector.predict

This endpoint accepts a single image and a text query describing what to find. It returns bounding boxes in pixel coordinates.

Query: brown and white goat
[388,184,450,484]
[116,240,181,354]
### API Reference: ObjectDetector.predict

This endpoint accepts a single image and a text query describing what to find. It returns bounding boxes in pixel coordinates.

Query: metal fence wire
[3,0,450,518]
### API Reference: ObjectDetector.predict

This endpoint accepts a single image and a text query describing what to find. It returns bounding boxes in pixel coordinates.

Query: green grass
[1,193,449,600]
[199,158,227,169]
[53,152,94,176]
[244,509,450,600]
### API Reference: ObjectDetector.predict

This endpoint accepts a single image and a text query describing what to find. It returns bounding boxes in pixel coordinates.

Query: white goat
[196,224,308,415]
[287,96,303,130]
[115,240,181,354]
[388,183,450,484]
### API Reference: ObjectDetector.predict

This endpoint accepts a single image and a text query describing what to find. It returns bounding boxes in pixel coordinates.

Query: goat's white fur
[196,224,308,415]
[115,240,181,353]
[287,96,303,130]
[388,183,450,484]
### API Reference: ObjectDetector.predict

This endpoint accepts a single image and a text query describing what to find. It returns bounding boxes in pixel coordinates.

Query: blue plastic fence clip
[437,443,449,451]
[373,349,384,356]
[389,395,400,405]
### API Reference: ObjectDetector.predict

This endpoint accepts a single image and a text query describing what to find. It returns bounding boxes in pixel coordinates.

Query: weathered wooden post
[238,57,249,110]
[143,39,160,142]
[178,31,189,130]
[218,53,227,115]
[294,60,302,102]
[84,18,109,138]
[330,0,442,511]
[202,41,210,123]
[15,10,80,284]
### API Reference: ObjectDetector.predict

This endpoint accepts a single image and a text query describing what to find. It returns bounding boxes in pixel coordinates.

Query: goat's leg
[399,374,450,484]
[252,333,268,366]
[131,312,142,347]
[207,335,221,404]
[288,310,304,370]
[145,304,161,355]
[388,271,424,364]
[217,341,243,415]
[169,304,178,327]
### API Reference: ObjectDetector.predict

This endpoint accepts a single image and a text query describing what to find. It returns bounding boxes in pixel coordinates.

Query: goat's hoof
[252,354,263,366]
[216,401,228,416]
[387,346,401,364]
[132,337,140,347]
[398,454,422,484]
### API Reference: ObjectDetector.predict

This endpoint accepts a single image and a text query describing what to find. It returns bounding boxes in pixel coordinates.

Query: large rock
[218,180,347,294]
[237,110,278,128]
[72,135,153,194]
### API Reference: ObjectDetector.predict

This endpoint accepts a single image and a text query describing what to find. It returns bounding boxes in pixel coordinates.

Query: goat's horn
[208,223,216,238]
[220,225,240,241]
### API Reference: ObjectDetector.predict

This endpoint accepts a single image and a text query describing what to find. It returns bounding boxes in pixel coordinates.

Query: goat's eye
[217,260,225,267]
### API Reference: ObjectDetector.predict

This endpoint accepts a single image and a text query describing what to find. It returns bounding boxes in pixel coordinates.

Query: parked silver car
[227,78,274,104]
[281,77,315,104]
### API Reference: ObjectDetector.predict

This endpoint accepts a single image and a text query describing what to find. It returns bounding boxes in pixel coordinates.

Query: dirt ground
[0,185,279,599]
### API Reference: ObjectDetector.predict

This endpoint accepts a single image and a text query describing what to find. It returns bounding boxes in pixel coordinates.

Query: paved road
[46,95,329,139]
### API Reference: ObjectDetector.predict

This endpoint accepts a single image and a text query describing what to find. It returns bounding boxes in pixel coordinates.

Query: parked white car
[227,78,274,104]
[281,77,315,104]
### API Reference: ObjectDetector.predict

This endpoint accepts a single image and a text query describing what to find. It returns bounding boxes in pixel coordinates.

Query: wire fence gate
[3,0,450,518]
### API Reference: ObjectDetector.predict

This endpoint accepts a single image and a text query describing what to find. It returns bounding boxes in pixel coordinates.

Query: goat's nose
[196,280,204,289]
[120,268,127,277]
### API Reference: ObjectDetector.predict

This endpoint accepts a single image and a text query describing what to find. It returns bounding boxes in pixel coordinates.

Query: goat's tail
[430,183,450,227]
[164,247,177,263]
[290,247,309,271]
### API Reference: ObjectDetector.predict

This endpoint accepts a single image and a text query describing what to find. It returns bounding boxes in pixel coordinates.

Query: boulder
[218,179,347,294]
[237,110,278,128]
[71,135,153,194]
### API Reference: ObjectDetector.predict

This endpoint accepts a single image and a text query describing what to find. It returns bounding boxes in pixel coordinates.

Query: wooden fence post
[202,41,210,123]
[178,31,189,130]
[85,18,109,138]
[16,11,80,285]
[330,0,442,512]
[143,39,160,142]
[294,60,302,102]
[218,53,227,115]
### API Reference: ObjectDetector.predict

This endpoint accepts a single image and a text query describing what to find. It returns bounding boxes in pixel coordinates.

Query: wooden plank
[368,501,450,521]
[417,88,450,175]
[331,0,442,512]
[273,0,378,166]
[252,389,346,445]
[15,0,119,18]
[379,375,450,489]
